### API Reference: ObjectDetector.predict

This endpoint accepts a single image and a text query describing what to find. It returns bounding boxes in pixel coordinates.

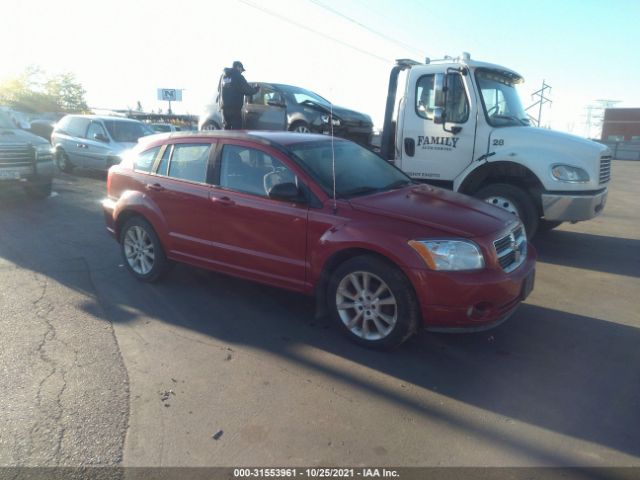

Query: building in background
[601,108,640,142]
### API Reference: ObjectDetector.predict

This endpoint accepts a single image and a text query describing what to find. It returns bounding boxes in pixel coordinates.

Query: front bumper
[409,245,536,331]
[541,188,607,222]
[0,161,54,185]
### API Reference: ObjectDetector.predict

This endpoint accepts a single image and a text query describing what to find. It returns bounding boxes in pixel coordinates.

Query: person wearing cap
[219,61,260,130]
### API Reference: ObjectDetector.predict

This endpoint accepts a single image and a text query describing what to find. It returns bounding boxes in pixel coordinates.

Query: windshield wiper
[342,186,383,197]
[491,114,528,126]
[383,179,413,190]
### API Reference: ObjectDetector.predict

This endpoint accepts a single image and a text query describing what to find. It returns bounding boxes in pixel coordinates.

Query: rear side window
[134,147,161,173]
[167,143,212,183]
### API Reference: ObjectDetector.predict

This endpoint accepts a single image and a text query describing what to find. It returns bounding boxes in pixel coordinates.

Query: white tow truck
[378,53,611,237]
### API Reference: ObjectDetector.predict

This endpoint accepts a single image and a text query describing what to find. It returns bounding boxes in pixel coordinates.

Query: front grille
[494,224,526,273]
[0,144,34,167]
[599,155,612,184]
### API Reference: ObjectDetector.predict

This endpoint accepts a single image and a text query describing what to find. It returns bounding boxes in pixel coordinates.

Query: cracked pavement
[1,164,639,469]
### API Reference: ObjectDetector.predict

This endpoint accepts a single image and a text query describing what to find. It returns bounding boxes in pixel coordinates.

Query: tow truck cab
[380,54,610,237]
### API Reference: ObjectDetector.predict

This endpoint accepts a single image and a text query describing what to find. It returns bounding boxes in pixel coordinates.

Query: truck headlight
[551,164,589,182]
[321,114,341,126]
[408,240,485,271]
[34,144,53,163]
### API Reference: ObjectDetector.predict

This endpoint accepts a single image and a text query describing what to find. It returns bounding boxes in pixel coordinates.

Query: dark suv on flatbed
[0,110,54,198]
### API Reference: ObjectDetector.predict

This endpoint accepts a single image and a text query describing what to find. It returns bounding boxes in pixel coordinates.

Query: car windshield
[289,140,413,198]
[0,111,16,129]
[278,86,331,106]
[476,69,530,127]
[104,120,153,142]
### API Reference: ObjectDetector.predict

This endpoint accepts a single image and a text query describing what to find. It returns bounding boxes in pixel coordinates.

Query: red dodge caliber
[103,131,536,349]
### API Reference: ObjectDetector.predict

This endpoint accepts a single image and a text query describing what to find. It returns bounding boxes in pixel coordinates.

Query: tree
[0,66,88,113]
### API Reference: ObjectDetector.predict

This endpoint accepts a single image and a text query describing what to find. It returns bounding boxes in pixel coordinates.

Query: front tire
[56,150,74,173]
[120,217,168,282]
[327,255,419,350]
[475,183,539,238]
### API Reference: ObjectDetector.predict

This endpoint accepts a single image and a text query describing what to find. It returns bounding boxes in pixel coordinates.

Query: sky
[3,0,639,137]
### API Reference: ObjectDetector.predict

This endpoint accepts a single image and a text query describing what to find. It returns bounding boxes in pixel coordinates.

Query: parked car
[150,123,182,133]
[103,131,535,349]
[199,83,374,146]
[0,110,54,198]
[51,115,154,172]
[29,119,56,142]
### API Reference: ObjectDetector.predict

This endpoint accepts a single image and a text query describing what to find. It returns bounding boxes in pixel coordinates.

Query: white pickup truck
[378,53,611,237]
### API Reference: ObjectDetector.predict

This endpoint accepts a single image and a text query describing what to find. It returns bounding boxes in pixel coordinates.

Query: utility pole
[526,80,552,127]
[583,99,620,139]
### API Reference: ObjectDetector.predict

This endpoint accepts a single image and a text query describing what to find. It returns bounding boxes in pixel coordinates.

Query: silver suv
[52,115,154,172]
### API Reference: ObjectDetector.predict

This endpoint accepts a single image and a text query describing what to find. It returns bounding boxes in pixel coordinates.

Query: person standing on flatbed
[219,61,259,130]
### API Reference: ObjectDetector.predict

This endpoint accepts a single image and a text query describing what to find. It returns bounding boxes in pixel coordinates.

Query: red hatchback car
[103,131,535,349]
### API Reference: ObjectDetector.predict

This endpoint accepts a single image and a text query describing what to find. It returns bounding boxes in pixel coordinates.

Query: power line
[236,0,393,64]
[307,0,425,57]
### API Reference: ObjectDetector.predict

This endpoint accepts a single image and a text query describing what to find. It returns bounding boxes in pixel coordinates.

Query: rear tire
[327,255,419,350]
[475,183,539,238]
[120,217,168,282]
[289,121,311,133]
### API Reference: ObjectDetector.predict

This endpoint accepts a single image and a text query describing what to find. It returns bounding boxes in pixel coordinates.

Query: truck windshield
[289,140,412,198]
[476,69,530,127]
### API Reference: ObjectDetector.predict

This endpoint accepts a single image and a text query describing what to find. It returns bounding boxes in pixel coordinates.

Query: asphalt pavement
[0,162,638,470]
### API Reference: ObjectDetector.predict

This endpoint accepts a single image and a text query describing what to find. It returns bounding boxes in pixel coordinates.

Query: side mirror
[268,182,305,202]
[94,133,109,143]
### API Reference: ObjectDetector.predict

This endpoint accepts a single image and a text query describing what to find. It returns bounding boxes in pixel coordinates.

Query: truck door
[398,70,477,184]
[243,85,287,131]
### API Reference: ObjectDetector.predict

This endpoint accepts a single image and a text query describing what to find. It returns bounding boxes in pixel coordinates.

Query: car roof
[63,114,142,123]
[139,130,343,149]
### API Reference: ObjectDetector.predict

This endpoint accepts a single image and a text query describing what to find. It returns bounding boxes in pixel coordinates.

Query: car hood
[0,127,49,145]
[302,101,372,125]
[348,184,515,237]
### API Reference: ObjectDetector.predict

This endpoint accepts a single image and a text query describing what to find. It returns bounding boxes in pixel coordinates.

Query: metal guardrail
[600,141,640,161]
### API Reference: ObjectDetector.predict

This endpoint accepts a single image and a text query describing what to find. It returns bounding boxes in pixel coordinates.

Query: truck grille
[494,224,527,273]
[599,155,612,184]
[0,144,34,167]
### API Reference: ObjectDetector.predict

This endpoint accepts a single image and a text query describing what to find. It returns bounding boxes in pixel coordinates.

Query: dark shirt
[220,68,259,109]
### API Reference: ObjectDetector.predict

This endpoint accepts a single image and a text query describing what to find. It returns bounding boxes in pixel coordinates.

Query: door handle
[77,143,87,149]
[404,138,415,157]
[210,194,235,206]
[145,183,165,192]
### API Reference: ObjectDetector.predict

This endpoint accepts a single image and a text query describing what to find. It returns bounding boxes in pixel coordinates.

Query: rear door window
[166,143,212,183]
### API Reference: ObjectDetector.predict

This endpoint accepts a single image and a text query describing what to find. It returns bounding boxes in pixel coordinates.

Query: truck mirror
[433,107,445,125]
[433,73,445,109]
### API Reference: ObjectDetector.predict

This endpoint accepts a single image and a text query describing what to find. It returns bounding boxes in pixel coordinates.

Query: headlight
[408,240,485,271]
[320,114,341,126]
[551,164,589,182]
[34,144,53,162]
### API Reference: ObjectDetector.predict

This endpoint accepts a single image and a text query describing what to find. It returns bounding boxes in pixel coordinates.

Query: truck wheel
[538,220,562,233]
[25,182,52,199]
[475,183,538,238]
[120,217,168,283]
[56,150,74,173]
[327,255,419,350]
[290,121,311,133]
